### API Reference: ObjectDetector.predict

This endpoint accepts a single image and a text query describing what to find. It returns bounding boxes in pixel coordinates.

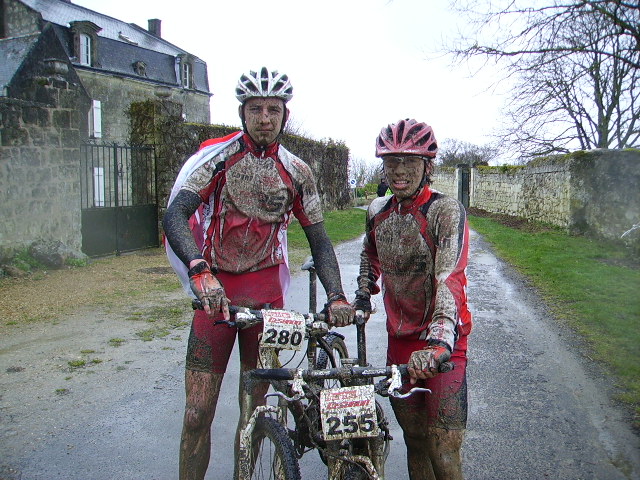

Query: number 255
[326,413,375,435]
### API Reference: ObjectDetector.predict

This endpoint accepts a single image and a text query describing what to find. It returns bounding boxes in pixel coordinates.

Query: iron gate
[80,143,158,257]
[457,164,470,209]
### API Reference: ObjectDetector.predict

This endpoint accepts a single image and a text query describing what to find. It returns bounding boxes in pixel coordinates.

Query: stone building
[3,0,211,142]
[0,0,212,260]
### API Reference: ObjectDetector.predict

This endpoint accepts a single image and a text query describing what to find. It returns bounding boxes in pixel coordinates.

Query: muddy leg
[426,427,464,480]
[391,397,435,480]
[179,370,223,480]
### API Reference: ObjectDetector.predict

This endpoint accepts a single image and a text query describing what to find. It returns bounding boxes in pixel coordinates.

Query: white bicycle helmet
[235,67,293,104]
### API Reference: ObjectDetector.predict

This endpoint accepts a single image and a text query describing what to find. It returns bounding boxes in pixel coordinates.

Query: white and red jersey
[358,187,472,350]
[178,133,323,274]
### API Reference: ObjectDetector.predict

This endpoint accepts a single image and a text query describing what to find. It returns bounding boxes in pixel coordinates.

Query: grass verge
[287,208,367,268]
[0,208,367,332]
[468,211,640,426]
[0,249,180,332]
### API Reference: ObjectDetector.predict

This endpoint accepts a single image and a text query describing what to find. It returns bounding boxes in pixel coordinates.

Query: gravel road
[1,231,638,479]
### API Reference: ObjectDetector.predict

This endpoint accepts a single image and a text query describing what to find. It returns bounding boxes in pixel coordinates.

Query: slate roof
[0,34,39,93]
[21,0,187,56]
[18,0,210,93]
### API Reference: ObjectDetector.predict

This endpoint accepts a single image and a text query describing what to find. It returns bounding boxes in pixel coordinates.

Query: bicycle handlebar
[191,301,327,327]
[248,361,453,399]
[249,362,452,382]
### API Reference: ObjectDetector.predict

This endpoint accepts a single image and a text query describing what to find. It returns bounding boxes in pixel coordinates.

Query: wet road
[2,231,639,479]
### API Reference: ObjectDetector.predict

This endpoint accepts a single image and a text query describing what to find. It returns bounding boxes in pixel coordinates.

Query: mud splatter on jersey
[180,133,323,273]
[357,187,472,349]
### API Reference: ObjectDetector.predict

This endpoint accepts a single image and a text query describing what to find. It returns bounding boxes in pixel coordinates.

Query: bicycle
[195,260,451,479]
[230,261,450,480]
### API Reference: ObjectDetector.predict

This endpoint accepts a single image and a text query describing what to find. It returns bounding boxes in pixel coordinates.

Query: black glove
[353,289,372,314]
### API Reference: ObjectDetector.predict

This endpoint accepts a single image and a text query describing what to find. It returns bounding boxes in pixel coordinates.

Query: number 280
[263,328,303,347]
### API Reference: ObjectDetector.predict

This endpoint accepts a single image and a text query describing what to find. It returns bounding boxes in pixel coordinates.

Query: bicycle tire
[248,416,301,480]
[314,333,349,389]
[342,463,369,480]
[324,401,391,478]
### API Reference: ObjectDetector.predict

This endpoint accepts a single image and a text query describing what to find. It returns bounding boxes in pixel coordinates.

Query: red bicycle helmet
[375,119,438,158]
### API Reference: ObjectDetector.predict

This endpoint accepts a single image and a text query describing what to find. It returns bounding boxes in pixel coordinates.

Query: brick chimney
[148,19,161,38]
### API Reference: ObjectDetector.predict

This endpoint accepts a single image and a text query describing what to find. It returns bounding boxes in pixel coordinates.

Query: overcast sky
[73,0,506,164]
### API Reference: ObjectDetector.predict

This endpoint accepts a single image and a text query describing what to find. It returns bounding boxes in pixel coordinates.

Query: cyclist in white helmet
[163,67,354,480]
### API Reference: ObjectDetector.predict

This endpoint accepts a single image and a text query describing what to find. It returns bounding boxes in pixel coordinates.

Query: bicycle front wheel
[342,463,369,480]
[248,416,301,480]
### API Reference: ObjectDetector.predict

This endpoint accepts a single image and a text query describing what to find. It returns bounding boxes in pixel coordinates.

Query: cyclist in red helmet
[163,67,354,480]
[354,119,472,479]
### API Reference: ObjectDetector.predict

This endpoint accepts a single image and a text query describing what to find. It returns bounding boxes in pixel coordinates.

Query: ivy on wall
[127,100,351,216]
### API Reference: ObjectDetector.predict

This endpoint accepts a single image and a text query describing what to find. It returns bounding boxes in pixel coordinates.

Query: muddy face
[241,97,287,146]
[382,156,425,202]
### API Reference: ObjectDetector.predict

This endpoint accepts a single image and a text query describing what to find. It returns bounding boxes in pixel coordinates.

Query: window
[133,60,147,77]
[89,99,102,138]
[181,61,192,88]
[93,167,105,207]
[178,54,195,89]
[70,21,101,67]
[79,33,91,66]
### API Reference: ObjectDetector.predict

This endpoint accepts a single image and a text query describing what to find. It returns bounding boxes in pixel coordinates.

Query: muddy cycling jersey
[357,187,472,350]
[180,133,323,274]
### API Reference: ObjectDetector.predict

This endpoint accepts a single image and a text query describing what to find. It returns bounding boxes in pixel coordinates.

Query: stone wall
[432,166,457,198]
[0,90,89,260]
[0,25,90,261]
[4,0,41,37]
[567,150,639,242]
[431,150,640,248]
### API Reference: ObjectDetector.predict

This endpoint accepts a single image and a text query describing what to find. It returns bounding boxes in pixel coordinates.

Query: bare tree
[454,1,640,69]
[349,157,380,186]
[283,114,309,137]
[450,0,640,157]
[438,138,500,167]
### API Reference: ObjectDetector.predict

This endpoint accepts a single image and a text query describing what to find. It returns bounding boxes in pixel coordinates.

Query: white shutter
[90,99,102,138]
[93,167,105,207]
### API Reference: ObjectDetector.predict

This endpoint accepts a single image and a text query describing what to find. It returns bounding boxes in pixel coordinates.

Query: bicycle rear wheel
[315,332,349,389]
[248,416,301,480]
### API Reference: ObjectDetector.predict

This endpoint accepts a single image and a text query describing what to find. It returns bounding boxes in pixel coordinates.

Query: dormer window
[133,61,147,77]
[70,21,101,67]
[178,54,194,89]
[181,62,192,88]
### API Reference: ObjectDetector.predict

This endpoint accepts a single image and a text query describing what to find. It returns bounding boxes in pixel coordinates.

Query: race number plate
[260,309,306,351]
[320,385,379,440]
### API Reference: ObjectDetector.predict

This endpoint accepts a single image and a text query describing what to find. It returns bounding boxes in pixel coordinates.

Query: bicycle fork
[326,443,384,480]
[236,347,289,480]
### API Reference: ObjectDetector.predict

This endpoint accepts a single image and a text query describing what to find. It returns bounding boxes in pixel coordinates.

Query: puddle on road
[470,251,499,266]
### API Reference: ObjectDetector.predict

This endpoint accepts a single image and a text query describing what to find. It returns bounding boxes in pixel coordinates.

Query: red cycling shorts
[185,265,284,374]
[386,334,468,429]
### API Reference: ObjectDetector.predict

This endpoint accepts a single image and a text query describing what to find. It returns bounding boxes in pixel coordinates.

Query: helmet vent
[375,119,438,158]
[235,67,294,103]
